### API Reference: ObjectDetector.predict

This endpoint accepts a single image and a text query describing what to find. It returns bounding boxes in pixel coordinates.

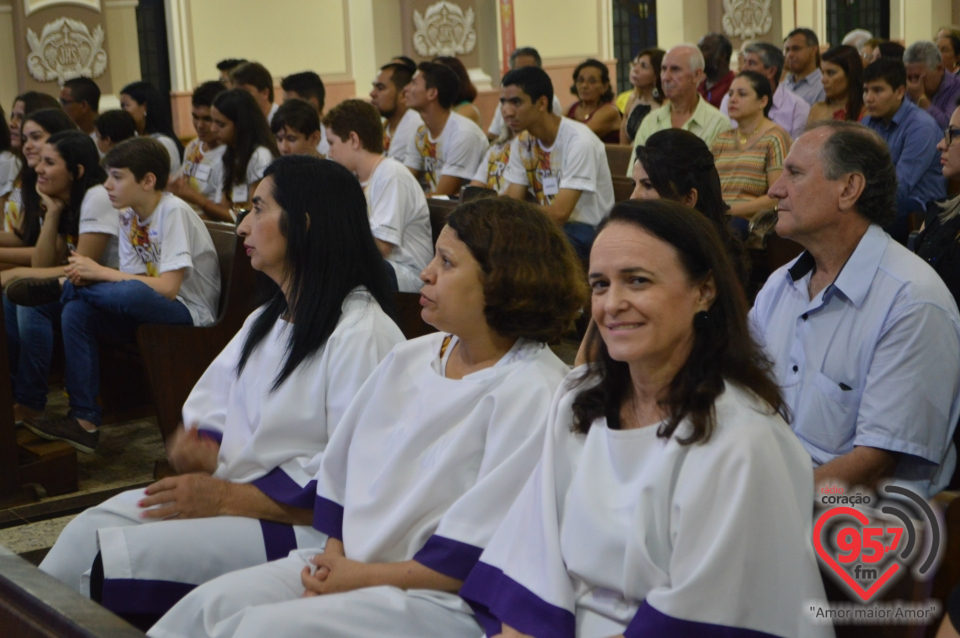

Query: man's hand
[63,251,105,285]
[138,473,229,519]
[166,424,220,474]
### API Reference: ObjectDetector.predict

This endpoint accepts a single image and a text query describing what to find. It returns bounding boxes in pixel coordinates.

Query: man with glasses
[783,28,826,105]
[862,59,945,244]
[60,77,101,144]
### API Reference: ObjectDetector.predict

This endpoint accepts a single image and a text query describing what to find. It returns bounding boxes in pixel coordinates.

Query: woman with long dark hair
[619,48,665,145]
[208,88,279,222]
[808,45,864,123]
[39,156,404,628]
[434,55,482,128]
[120,80,184,174]
[0,109,76,265]
[568,58,621,144]
[461,199,829,638]
[3,131,117,424]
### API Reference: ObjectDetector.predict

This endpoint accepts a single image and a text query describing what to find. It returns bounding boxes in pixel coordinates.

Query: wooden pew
[0,547,144,637]
[427,199,458,246]
[136,223,259,442]
[612,176,635,202]
[605,144,632,177]
[394,292,436,340]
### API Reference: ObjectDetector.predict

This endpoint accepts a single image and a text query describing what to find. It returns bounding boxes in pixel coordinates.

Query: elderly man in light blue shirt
[750,120,960,497]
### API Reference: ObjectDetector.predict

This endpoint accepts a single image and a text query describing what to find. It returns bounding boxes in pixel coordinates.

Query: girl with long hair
[808,45,864,123]
[120,80,185,175]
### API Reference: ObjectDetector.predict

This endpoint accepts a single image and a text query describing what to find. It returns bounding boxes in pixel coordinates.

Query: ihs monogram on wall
[722,0,773,40]
[413,1,477,57]
[26,17,107,85]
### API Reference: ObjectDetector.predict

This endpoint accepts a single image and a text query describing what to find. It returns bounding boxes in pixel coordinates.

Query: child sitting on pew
[271,99,324,158]
[15,136,220,453]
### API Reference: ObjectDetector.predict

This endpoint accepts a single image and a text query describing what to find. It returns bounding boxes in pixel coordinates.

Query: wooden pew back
[605,144,632,177]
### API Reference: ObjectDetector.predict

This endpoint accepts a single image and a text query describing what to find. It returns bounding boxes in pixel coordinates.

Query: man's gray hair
[807,120,896,226]
[904,41,942,70]
[842,29,873,52]
[743,41,785,81]
[670,44,705,73]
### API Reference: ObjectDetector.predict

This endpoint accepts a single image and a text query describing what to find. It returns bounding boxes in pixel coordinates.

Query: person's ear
[537,95,549,112]
[697,273,717,312]
[349,131,362,150]
[141,172,157,192]
[837,172,866,212]
[895,85,906,101]
[75,164,84,180]
[681,187,699,208]
[260,87,271,104]
[426,86,439,103]
[308,129,322,147]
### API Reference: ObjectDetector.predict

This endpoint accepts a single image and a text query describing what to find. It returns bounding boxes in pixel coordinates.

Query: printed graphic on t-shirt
[486,143,510,192]
[383,130,392,153]
[3,183,22,235]
[181,144,212,192]
[415,126,441,192]
[124,212,161,276]
[517,133,560,206]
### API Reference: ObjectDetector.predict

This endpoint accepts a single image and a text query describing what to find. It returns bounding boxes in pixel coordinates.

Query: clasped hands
[301,540,369,597]
[63,251,105,286]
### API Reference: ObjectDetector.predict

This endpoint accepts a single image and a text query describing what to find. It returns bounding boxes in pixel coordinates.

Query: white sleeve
[472,146,495,185]
[438,123,486,180]
[78,187,119,237]
[368,170,407,246]
[403,127,426,172]
[158,205,196,275]
[503,138,529,186]
[117,216,147,275]
[246,146,274,185]
[557,131,599,193]
[157,135,181,176]
[487,108,504,137]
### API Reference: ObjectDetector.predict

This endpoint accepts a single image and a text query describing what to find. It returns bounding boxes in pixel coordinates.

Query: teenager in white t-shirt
[324,100,433,293]
[280,71,331,157]
[18,137,219,454]
[207,89,279,223]
[168,81,228,215]
[402,61,487,197]
[2,131,119,428]
[271,99,325,158]
[500,66,615,260]
[370,62,423,165]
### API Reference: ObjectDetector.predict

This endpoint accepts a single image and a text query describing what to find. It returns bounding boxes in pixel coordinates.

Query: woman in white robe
[460,199,833,638]
[148,196,589,638]
[39,156,405,629]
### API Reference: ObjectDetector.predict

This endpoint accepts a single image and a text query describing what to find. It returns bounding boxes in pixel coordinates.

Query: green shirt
[626,96,732,175]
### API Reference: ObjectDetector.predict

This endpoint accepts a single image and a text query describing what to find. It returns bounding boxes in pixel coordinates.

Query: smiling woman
[460,199,830,638]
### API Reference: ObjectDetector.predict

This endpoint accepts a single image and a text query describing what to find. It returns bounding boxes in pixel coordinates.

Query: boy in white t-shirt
[21,137,220,453]
[370,62,422,164]
[499,66,615,260]
[271,99,324,158]
[168,81,228,213]
[402,61,487,197]
[324,99,433,293]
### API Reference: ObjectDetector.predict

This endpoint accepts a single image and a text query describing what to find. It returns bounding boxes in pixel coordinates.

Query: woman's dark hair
[571,58,615,103]
[572,199,788,443]
[735,70,774,118]
[19,109,78,245]
[821,45,864,121]
[212,89,279,194]
[43,131,107,239]
[635,48,666,104]
[433,56,478,104]
[236,156,396,389]
[635,129,750,287]
[14,92,61,116]
[120,81,184,160]
[445,197,588,343]
[0,105,9,153]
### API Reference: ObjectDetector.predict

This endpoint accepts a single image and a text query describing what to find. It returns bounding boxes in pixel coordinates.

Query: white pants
[40,488,326,615]
[148,551,484,638]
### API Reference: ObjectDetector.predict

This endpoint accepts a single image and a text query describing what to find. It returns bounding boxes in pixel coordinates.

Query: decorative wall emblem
[26,17,107,85]
[413,1,477,57]
[722,0,773,40]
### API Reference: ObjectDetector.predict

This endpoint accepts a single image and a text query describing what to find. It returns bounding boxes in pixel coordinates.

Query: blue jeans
[61,280,193,426]
[563,222,597,262]
[4,295,63,411]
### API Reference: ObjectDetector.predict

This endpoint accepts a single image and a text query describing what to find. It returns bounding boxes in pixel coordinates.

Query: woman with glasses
[916,106,960,307]
[618,49,665,145]
[567,59,621,144]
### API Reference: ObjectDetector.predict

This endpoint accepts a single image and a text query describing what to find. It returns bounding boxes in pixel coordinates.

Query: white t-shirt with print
[385,109,423,165]
[402,111,487,193]
[472,141,511,195]
[179,139,227,204]
[504,117,614,227]
[78,185,120,269]
[151,133,182,177]
[363,157,433,292]
[0,151,21,198]
[227,146,273,205]
[118,192,221,326]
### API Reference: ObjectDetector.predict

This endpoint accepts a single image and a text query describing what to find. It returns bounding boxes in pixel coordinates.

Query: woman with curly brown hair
[151,196,589,638]
[461,199,830,638]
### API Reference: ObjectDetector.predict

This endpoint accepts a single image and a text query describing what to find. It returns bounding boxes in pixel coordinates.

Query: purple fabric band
[312,494,344,540]
[196,428,223,444]
[413,534,484,581]
[625,602,783,638]
[460,561,576,638]
[259,519,298,561]
[101,578,196,616]
[251,466,318,510]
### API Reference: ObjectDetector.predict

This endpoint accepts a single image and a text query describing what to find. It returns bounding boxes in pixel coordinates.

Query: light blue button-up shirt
[749,224,960,497]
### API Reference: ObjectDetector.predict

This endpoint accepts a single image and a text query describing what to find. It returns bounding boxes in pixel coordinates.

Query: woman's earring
[652,88,660,100]
[694,310,710,331]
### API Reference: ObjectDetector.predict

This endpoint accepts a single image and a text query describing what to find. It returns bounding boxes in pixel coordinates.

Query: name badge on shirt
[194,163,212,182]
[231,183,249,203]
[542,173,560,196]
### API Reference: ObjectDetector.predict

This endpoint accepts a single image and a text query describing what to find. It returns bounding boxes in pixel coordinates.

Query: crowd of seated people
[5,24,960,637]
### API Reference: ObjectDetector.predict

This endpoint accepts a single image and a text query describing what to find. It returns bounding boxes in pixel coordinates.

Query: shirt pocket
[803,371,862,454]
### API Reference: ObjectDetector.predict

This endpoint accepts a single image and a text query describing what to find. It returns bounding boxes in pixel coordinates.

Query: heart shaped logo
[813,506,901,602]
